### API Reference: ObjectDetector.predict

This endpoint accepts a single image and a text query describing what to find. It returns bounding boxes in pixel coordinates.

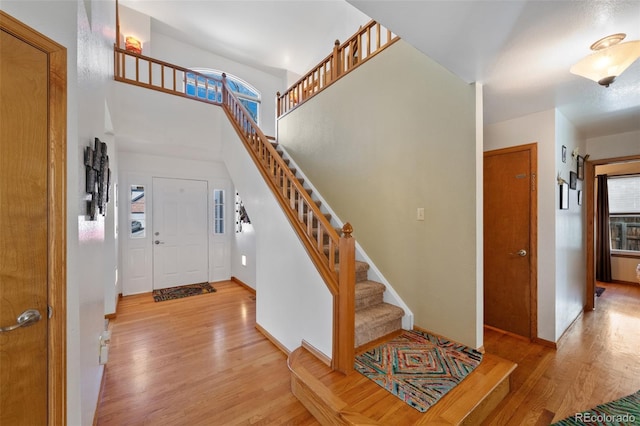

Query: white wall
[111,81,225,161]
[485,109,558,341]
[3,1,117,424]
[104,100,120,316]
[102,133,119,317]
[554,110,586,339]
[118,4,286,137]
[231,218,257,289]
[278,40,480,348]
[587,130,640,161]
[221,116,334,356]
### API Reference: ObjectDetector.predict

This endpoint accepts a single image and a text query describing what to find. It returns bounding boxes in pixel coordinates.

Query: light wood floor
[96,281,640,425]
[94,281,319,425]
[483,281,640,425]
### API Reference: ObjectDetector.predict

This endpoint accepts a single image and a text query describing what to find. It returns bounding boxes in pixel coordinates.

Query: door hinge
[48,306,53,319]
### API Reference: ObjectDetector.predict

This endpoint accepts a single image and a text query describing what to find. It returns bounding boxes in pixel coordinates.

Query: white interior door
[153,178,208,290]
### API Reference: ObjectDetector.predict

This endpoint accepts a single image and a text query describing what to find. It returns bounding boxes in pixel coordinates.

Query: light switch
[417,208,425,221]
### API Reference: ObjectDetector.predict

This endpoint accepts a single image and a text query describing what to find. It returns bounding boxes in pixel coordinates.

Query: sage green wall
[278,40,479,347]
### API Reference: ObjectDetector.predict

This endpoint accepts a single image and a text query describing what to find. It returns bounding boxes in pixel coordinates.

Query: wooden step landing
[289,344,516,425]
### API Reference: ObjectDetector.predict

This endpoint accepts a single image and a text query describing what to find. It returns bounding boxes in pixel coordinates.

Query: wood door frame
[0,11,67,425]
[585,154,640,311]
[484,143,538,340]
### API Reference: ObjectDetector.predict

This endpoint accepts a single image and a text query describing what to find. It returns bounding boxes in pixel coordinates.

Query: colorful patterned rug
[354,329,483,412]
[152,282,216,302]
[552,389,640,425]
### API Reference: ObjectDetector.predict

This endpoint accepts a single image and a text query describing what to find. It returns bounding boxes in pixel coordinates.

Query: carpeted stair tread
[355,280,386,311]
[355,303,405,347]
[355,303,404,327]
[335,261,370,283]
[354,261,369,282]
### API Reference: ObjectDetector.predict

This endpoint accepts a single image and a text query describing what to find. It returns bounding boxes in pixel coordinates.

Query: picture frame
[569,171,577,190]
[560,183,569,209]
[577,155,584,180]
[562,145,567,163]
[578,190,582,206]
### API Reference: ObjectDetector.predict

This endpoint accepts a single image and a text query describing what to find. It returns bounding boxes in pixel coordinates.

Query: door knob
[0,309,42,332]
[154,240,164,245]
[508,249,527,257]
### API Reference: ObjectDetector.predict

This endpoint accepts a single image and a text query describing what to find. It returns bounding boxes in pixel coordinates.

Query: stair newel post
[331,39,341,81]
[276,91,281,118]
[335,222,355,374]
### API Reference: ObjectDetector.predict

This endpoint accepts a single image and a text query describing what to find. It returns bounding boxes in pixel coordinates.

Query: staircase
[113,40,405,369]
[273,142,405,348]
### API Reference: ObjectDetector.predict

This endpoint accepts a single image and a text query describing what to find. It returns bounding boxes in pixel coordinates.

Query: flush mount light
[570,33,640,87]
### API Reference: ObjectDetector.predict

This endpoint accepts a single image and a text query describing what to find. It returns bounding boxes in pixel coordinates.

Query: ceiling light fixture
[570,33,640,87]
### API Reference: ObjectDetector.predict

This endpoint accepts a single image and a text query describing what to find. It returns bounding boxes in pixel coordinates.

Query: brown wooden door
[484,144,537,338]
[0,13,66,425]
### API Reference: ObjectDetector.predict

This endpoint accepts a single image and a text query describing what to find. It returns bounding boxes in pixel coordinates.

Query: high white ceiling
[120,0,640,139]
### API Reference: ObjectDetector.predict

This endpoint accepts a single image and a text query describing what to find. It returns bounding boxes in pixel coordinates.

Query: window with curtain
[608,175,640,252]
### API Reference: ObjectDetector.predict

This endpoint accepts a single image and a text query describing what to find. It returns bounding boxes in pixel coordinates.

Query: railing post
[335,222,355,374]
[331,39,341,81]
[115,0,121,49]
[221,72,227,106]
[276,91,281,117]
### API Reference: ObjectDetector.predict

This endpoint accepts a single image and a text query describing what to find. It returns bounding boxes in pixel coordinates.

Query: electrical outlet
[417,208,425,221]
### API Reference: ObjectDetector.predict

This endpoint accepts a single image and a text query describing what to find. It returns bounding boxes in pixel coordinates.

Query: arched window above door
[185,68,261,124]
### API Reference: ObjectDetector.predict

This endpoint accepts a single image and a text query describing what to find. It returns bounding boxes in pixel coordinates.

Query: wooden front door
[484,144,537,338]
[0,12,66,425]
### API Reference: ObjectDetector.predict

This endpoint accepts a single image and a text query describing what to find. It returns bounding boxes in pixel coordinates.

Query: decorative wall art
[569,171,577,190]
[560,183,569,209]
[562,145,567,163]
[577,155,584,180]
[235,192,251,232]
[84,137,111,220]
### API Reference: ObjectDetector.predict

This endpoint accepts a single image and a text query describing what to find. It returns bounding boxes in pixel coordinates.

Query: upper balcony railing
[114,47,224,107]
[277,20,399,118]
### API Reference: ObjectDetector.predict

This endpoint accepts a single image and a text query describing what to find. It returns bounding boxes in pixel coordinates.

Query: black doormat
[595,286,606,297]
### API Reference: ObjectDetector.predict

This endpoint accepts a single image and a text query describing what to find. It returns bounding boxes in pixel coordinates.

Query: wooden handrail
[277,20,399,118]
[113,46,355,374]
[114,46,224,106]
